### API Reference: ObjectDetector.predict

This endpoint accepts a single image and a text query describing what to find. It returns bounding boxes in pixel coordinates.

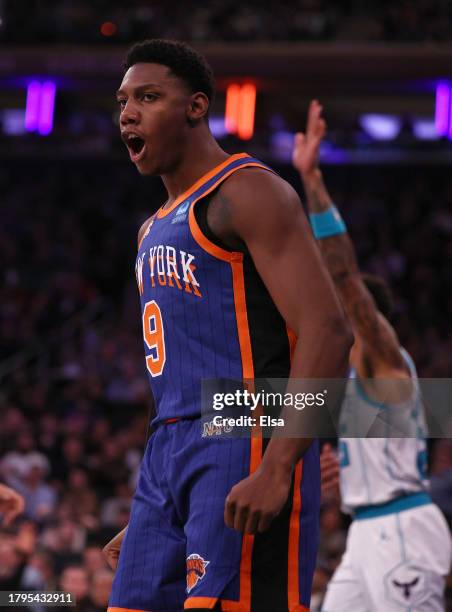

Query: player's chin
[135,157,157,176]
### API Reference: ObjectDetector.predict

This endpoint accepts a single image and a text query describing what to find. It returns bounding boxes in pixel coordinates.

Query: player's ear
[187,92,209,124]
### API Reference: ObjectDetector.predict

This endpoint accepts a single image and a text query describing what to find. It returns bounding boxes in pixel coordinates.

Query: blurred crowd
[1,0,452,44]
[0,158,451,608]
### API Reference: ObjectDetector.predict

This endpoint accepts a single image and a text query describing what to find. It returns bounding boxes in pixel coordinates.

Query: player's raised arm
[214,165,353,533]
[292,100,406,374]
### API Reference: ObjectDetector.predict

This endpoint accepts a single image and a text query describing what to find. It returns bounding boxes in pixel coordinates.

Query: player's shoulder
[218,164,300,210]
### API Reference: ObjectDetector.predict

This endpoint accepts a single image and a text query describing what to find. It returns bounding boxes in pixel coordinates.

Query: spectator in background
[58,565,93,612]
[52,437,86,481]
[1,431,43,483]
[100,481,132,528]
[23,548,56,591]
[0,522,37,591]
[61,468,99,530]
[89,568,114,611]
[82,545,108,574]
[0,483,25,525]
[10,456,56,524]
[40,518,86,573]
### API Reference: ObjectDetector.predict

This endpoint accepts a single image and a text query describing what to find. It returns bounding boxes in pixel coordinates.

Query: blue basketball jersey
[135,153,294,424]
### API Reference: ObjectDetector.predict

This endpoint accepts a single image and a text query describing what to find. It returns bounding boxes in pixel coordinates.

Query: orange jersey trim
[229,255,263,611]
[231,256,254,381]
[189,202,235,262]
[188,161,276,262]
[157,153,250,219]
[288,461,304,612]
[286,325,297,363]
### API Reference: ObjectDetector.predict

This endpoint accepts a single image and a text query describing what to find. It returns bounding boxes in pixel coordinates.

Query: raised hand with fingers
[292,99,326,181]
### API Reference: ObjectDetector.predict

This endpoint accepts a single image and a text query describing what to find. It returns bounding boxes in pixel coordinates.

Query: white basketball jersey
[339,349,429,514]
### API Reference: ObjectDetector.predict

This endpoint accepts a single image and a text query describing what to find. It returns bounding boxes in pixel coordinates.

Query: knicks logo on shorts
[186,553,210,593]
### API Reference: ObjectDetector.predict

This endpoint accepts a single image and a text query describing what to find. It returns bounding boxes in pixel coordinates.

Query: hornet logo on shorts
[392,576,420,599]
[384,562,426,607]
[186,553,210,593]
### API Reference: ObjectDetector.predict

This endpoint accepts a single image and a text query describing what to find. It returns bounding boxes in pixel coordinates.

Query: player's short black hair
[123,39,215,106]
[362,273,394,320]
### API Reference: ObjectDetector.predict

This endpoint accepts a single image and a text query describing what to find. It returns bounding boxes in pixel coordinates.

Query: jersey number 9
[142,300,166,377]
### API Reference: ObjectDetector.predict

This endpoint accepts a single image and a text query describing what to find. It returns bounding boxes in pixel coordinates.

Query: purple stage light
[208,116,228,138]
[3,110,27,135]
[38,81,56,135]
[360,114,401,141]
[435,83,449,136]
[449,99,452,141]
[25,81,41,132]
[413,118,439,140]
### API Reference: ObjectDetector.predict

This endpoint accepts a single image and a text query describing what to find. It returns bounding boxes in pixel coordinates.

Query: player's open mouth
[123,133,147,163]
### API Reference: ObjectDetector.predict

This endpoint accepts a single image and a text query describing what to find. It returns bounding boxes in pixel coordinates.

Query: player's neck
[161,130,229,205]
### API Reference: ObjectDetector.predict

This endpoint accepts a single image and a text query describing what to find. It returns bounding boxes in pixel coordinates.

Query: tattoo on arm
[301,172,402,368]
[303,173,334,213]
[321,235,402,366]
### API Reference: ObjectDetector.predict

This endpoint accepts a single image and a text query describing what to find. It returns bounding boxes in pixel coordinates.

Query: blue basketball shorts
[108,418,320,612]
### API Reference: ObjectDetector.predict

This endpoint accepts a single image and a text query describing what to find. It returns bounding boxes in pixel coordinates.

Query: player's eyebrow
[116,83,163,99]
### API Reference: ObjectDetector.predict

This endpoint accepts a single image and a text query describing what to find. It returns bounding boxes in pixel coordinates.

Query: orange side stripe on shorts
[288,461,304,612]
[228,255,263,611]
[184,596,219,609]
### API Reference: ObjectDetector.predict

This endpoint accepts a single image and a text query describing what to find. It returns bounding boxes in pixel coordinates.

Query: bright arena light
[360,114,402,141]
[435,82,450,136]
[25,80,41,132]
[412,118,439,140]
[24,80,57,136]
[38,81,56,135]
[225,83,256,140]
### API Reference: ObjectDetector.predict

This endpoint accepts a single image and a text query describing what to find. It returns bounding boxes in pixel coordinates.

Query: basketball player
[106,40,352,612]
[293,99,451,611]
